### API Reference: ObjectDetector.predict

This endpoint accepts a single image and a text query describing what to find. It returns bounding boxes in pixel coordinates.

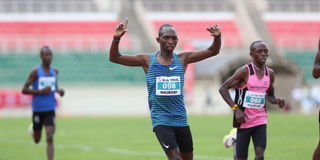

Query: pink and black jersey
[233,62,270,129]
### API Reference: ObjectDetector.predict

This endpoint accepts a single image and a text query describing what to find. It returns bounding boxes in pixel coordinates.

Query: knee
[167,148,182,160]
[180,152,193,160]
[254,155,264,160]
[168,153,181,160]
[254,150,264,160]
[254,147,265,160]
[46,135,53,144]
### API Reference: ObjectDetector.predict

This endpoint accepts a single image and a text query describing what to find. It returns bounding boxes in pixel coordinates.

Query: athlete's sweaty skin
[109,19,221,160]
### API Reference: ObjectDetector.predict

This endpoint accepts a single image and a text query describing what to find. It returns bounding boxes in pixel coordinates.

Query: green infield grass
[0,112,318,160]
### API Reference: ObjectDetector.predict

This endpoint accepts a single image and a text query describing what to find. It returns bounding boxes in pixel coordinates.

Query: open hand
[206,24,221,37]
[114,18,128,39]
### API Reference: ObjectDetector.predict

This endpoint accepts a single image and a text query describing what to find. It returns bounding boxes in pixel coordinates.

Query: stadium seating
[141,0,234,12]
[152,20,243,49]
[0,53,145,85]
[267,0,320,12]
[264,0,320,49]
[285,51,316,82]
[266,19,320,49]
[0,19,132,53]
[0,0,97,13]
[148,13,243,49]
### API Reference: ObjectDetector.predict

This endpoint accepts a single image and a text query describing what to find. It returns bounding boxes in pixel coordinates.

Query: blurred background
[0,0,319,117]
[0,1,320,160]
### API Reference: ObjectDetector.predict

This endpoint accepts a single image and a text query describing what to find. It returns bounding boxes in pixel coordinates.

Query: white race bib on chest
[38,77,56,91]
[156,76,181,96]
[243,90,266,109]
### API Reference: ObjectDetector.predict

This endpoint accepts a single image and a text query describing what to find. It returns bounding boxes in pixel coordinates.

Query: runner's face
[250,42,268,65]
[157,27,178,52]
[41,51,52,65]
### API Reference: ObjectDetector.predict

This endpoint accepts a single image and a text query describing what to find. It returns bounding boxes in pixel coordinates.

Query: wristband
[232,104,238,111]
[113,39,120,43]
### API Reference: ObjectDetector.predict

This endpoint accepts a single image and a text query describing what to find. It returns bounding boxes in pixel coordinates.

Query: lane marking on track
[2,139,299,160]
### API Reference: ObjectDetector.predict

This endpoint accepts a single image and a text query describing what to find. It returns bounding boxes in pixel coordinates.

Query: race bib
[243,90,266,109]
[156,76,181,96]
[38,77,56,91]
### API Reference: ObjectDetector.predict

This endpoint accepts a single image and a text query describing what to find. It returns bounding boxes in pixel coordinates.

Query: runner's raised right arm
[109,18,149,68]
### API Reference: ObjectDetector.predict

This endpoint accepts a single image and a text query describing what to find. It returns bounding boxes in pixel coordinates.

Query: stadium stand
[0,13,132,53]
[0,0,318,115]
[0,0,97,13]
[263,0,320,82]
[141,0,234,12]
[0,53,145,85]
[141,0,242,49]
[0,0,318,85]
[264,13,320,49]
[285,52,315,82]
[147,12,243,49]
[267,0,320,12]
[0,0,129,53]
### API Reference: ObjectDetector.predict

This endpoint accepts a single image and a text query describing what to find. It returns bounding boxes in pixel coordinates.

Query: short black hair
[40,46,52,55]
[158,24,174,37]
[250,40,264,52]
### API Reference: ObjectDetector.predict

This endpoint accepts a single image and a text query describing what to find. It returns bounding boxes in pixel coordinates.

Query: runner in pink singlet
[219,41,285,160]
[237,62,269,129]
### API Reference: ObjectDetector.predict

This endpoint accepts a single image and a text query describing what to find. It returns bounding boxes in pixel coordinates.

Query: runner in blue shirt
[22,46,65,160]
[109,19,221,160]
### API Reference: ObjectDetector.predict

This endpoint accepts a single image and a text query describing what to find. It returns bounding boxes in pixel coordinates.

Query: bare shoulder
[29,68,37,76]
[235,65,248,75]
[267,67,274,75]
[25,68,37,83]
[266,67,275,81]
[229,65,248,82]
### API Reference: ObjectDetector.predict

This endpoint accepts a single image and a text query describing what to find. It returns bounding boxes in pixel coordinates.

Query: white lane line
[104,147,232,160]
[2,139,296,160]
[105,147,163,156]
[72,144,93,152]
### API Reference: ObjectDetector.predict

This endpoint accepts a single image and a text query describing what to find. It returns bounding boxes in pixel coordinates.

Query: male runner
[219,41,285,160]
[109,19,221,160]
[22,46,65,160]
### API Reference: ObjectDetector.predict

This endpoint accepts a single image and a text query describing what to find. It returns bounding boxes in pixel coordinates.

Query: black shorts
[32,110,56,131]
[153,125,193,153]
[236,124,267,159]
